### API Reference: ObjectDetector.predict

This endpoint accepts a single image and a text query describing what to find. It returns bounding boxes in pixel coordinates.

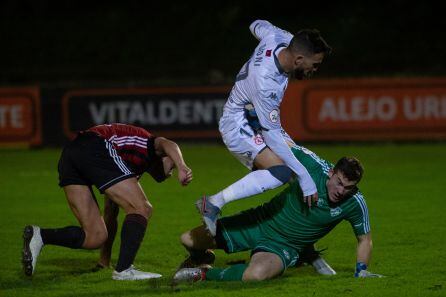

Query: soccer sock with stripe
[115,214,148,272]
[205,264,248,281]
[40,226,85,249]
[208,170,283,209]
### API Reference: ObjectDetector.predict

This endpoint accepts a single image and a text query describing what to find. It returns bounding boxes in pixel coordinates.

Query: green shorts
[217,210,299,270]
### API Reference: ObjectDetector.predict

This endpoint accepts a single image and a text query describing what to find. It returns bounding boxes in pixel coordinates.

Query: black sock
[115,214,148,272]
[40,226,85,249]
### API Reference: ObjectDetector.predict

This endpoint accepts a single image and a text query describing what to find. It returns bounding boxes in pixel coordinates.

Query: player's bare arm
[261,129,318,206]
[154,137,192,186]
[354,232,383,277]
[356,233,372,265]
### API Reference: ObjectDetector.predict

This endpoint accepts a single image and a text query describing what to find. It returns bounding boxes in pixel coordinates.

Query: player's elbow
[249,20,268,38]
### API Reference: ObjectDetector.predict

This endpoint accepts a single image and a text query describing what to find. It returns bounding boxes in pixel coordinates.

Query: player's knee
[243,265,273,281]
[126,200,153,219]
[138,201,153,219]
[180,231,193,248]
[267,165,293,184]
[84,227,108,249]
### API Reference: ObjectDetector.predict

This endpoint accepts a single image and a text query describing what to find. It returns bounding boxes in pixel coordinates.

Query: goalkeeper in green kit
[174,145,383,282]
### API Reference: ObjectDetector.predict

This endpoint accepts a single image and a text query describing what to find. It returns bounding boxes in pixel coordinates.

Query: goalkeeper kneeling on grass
[174,145,383,283]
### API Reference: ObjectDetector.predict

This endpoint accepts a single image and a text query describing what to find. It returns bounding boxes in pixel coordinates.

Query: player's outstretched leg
[22,225,44,276]
[195,196,221,236]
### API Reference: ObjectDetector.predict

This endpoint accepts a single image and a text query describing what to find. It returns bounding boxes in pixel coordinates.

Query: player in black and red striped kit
[22,123,193,280]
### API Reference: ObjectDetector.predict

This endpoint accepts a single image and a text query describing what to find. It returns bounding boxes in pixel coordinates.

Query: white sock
[208,170,283,209]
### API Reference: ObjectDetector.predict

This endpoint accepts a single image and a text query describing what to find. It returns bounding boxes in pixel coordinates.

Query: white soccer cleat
[112,265,162,280]
[195,196,221,237]
[311,256,337,275]
[22,225,44,276]
[172,267,207,284]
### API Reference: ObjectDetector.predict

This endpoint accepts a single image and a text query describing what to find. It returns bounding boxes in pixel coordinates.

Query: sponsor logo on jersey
[269,109,279,122]
[330,207,343,217]
[317,199,326,207]
[267,92,278,101]
[254,134,264,145]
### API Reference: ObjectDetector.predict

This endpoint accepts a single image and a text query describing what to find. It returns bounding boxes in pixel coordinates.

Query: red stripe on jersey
[87,124,156,175]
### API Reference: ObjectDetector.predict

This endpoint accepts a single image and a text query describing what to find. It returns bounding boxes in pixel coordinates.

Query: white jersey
[219,20,317,197]
[220,20,292,131]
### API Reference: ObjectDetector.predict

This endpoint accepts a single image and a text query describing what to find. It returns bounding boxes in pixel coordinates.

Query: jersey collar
[273,42,288,74]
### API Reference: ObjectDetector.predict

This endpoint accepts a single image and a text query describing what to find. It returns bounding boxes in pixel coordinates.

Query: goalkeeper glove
[244,104,262,133]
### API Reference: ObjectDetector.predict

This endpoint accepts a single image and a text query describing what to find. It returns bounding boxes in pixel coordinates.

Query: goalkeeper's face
[326,169,358,203]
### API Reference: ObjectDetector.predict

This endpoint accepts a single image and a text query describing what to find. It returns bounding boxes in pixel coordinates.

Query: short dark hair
[289,29,332,56]
[334,157,364,183]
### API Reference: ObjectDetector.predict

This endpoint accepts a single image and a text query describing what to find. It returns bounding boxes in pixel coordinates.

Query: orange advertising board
[281,78,446,141]
[0,87,42,146]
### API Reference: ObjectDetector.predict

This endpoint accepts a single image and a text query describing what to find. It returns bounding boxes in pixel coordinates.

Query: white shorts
[219,115,267,170]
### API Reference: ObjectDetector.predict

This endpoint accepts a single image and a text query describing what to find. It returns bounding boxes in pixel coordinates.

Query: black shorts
[58,132,136,193]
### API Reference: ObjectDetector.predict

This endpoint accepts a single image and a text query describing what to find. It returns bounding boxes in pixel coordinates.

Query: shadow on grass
[42,257,99,272]
[3,258,347,294]
[53,277,297,297]
[3,257,104,291]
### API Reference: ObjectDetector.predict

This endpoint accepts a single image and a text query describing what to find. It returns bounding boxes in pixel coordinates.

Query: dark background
[1,1,444,86]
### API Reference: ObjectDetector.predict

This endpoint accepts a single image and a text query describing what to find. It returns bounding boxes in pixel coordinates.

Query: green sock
[205,264,247,281]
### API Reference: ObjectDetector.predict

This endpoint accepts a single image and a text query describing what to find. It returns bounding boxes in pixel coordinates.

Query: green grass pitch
[0,143,445,297]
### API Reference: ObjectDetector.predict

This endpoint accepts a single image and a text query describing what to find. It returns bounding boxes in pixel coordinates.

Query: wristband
[354,262,367,277]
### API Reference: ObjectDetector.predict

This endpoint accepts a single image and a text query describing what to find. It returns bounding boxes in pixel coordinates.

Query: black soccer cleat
[177,249,215,270]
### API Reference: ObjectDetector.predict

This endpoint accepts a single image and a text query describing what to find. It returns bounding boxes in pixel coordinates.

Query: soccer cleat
[354,262,384,278]
[112,265,162,280]
[311,256,336,275]
[22,225,44,276]
[177,249,216,270]
[173,267,207,284]
[195,196,221,236]
[355,270,384,278]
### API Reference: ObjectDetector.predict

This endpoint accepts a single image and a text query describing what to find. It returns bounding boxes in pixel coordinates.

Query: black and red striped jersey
[86,123,157,175]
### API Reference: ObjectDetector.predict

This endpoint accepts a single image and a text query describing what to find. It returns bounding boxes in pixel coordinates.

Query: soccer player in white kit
[197,20,332,236]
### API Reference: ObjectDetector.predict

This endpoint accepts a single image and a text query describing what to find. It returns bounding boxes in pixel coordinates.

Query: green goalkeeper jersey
[248,145,371,252]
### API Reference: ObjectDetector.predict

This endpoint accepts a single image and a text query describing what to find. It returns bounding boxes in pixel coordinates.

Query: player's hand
[303,193,318,208]
[354,262,384,278]
[299,174,318,207]
[177,165,193,186]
